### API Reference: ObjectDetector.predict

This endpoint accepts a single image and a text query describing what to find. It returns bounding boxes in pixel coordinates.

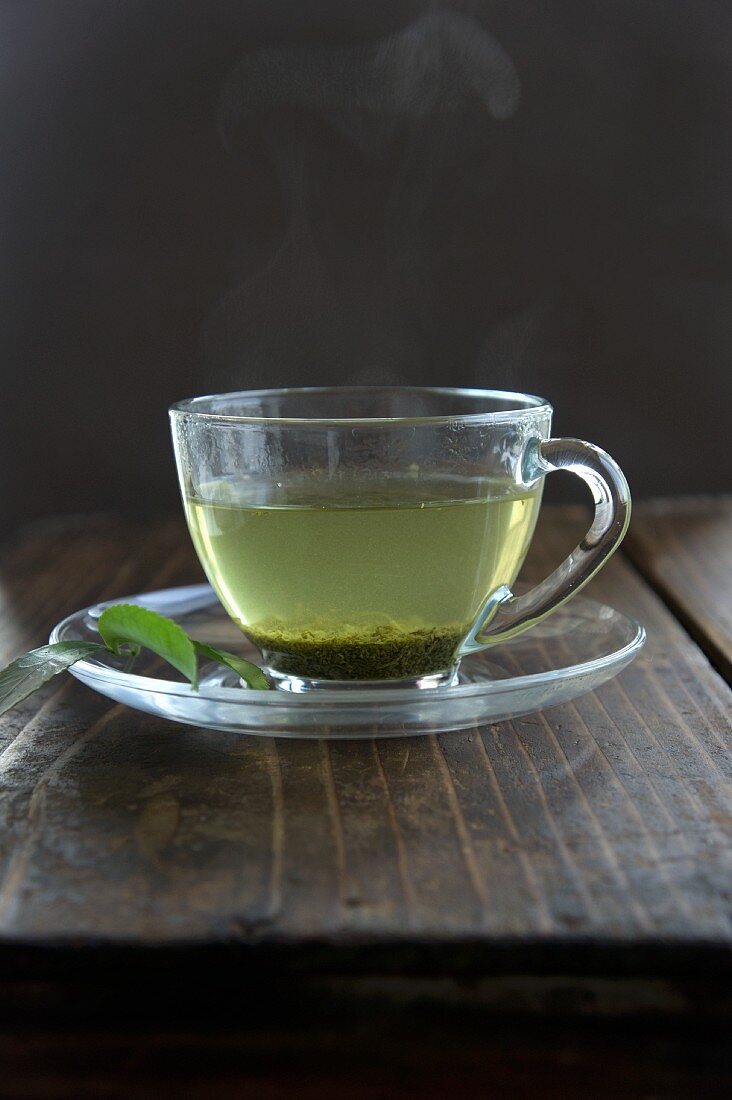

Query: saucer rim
[49,584,646,708]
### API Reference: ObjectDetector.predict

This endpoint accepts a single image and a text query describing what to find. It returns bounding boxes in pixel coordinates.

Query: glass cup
[170,387,630,692]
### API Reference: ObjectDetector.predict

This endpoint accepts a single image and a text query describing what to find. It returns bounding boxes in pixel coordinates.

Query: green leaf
[98,604,199,689]
[193,641,271,691]
[0,641,106,717]
[0,603,272,719]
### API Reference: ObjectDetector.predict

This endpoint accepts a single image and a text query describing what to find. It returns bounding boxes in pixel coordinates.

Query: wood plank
[0,507,729,969]
[0,1016,729,1099]
[624,496,732,683]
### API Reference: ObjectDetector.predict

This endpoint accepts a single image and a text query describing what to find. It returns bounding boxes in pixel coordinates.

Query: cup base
[261,663,461,694]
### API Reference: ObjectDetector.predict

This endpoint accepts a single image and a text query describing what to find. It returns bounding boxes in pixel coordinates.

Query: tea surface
[184,478,541,680]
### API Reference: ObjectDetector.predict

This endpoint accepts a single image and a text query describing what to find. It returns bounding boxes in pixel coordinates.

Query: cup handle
[458,438,631,653]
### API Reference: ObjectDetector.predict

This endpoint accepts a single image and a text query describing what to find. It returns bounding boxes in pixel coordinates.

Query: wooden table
[0,499,730,1098]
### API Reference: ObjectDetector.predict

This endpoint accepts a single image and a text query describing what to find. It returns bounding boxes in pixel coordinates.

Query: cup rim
[168,386,553,426]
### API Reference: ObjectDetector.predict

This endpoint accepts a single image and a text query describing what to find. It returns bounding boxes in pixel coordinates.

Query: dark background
[2,0,731,535]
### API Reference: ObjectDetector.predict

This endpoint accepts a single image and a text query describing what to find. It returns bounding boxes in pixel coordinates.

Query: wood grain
[624,496,732,683]
[0,505,729,969]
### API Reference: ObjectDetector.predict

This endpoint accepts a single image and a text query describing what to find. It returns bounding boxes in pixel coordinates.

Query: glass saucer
[50,585,645,739]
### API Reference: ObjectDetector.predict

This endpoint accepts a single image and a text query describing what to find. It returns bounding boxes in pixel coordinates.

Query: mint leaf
[0,641,106,717]
[98,604,198,689]
[193,641,270,691]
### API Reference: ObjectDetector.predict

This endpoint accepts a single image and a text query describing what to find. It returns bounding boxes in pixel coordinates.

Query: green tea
[184,478,541,680]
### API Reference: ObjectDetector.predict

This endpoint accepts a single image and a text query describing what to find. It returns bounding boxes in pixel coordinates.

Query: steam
[475,303,542,380]
[217,11,519,153]
[202,11,520,388]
